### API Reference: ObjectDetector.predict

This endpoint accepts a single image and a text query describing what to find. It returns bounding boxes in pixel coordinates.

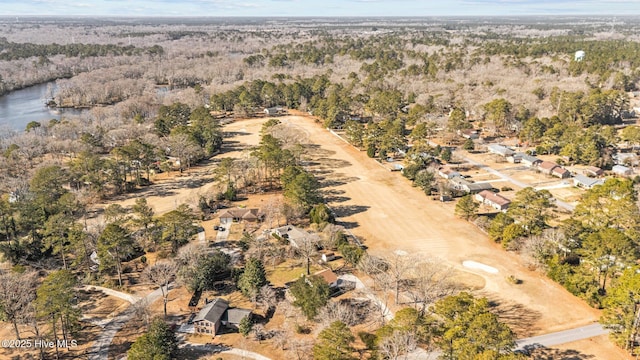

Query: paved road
[87,284,171,360]
[515,323,608,351]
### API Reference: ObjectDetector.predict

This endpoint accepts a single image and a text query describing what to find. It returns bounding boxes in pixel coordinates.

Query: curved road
[86,284,171,360]
[515,323,607,351]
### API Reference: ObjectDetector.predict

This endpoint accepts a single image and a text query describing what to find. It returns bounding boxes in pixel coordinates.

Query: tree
[507,187,555,235]
[132,198,155,250]
[36,270,80,360]
[462,138,475,151]
[127,318,178,360]
[313,321,356,360]
[290,275,330,320]
[433,292,518,359]
[0,271,36,339]
[238,258,268,300]
[143,262,175,318]
[97,223,136,287]
[440,148,452,162]
[414,170,435,195]
[339,243,364,268]
[309,203,334,225]
[483,98,513,134]
[601,266,640,354]
[283,169,321,212]
[239,315,253,337]
[455,195,479,221]
[158,204,196,253]
[40,213,73,269]
[447,108,471,133]
[344,120,365,148]
[188,250,231,291]
[580,228,637,291]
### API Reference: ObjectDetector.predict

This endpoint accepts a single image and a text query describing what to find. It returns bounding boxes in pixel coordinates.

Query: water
[0,82,83,133]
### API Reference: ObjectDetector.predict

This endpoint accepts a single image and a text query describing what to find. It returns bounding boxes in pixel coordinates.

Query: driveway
[216,219,231,242]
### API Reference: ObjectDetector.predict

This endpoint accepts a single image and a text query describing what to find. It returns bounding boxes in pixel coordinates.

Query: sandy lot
[218,114,621,357]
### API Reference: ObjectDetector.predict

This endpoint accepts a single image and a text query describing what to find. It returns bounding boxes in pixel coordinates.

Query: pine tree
[455,195,479,221]
[128,318,178,360]
[238,258,267,300]
[313,321,356,360]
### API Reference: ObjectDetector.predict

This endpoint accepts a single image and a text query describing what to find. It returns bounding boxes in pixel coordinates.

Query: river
[0,82,83,132]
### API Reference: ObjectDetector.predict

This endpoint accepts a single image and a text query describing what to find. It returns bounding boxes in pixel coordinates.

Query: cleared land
[219,114,621,357]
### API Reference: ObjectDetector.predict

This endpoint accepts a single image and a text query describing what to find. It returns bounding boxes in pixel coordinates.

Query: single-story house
[273,225,313,248]
[459,129,480,139]
[438,168,462,179]
[263,106,284,116]
[583,166,604,177]
[218,208,264,224]
[537,161,559,176]
[515,153,542,167]
[487,144,515,157]
[449,177,493,194]
[193,298,251,336]
[612,165,634,176]
[313,269,339,288]
[573,175,605,189]
[475,190,511,211]
[552,166,571,179]
[613,152,637,166]
[506,154,522,164]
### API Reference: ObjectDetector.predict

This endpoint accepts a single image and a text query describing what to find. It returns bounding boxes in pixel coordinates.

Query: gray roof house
[515,152,542,167]
[612,165,634,176]
[573,175,604,189]
[193,298,251,336]
[273,225,316,248]
[488,144,515,157]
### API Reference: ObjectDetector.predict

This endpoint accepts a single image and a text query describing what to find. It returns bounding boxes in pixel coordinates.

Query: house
[193,298,229,336]
[551,166,571,179]
[506,154,522,164]
[313,268,339,288]
[475,190,511,211]
[273,225,313,248]
[573,175,604,189]
[263,106,283,116]
[487,144,515,157]
[218,208,264,224]
[438,168,461,179]
[459,129,480,139]
[583,166,603,177]
[612,165,634,176]
[614,152,637,166]
[449,177,493,194]
[516,153,542,167]
[193,298,251,336]
[537,161,559,175]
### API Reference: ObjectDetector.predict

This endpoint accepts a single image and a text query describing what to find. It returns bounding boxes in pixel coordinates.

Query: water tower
[575,50,586,62]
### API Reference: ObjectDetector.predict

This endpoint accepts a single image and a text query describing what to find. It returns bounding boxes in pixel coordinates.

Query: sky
[0,0,639,17]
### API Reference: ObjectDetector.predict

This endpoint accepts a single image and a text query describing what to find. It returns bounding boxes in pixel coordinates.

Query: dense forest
[1,16,640,359]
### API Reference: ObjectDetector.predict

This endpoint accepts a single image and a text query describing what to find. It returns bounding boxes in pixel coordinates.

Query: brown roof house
[551,166,571,179]
[537,161,558,175]
[193,298,251,337]
[218,208,264,224]
[474,190,511,211]
[314,268,339,288]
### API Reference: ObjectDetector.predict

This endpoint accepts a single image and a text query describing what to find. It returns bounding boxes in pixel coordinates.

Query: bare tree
[288,338,313,360]
[317,301,358,330]
[406,259,457,315]
[0,271,37,339]
[378,330,418,360]
[385,251,417,305]
[143,261,176,318]
[131,298,152,330]
[320,223,345,250]
[296,234,319,275]
[258,285,278,313]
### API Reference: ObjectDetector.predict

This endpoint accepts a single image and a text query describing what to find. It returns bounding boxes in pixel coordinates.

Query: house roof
[466,182,493,192]
[612,165,632,173]
[584,166,603,174]
[552,167,570,176]
[314,269,338,285]
[538,161,558,171]
[218,208,263,220]
[488,144,514,155]
[223,308,252,325]
[193,298,229,324]
[574,174,604,188]
[515,152,541,164]
[477,190,511,207]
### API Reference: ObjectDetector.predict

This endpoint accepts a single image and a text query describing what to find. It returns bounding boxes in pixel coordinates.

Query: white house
[475,190,511,211]
[487,144,515,157]
[573,175,604,189]
[612,165,633,176]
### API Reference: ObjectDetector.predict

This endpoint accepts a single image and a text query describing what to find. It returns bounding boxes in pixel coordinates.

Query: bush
[500,186,513,192]
[358,331,377,350]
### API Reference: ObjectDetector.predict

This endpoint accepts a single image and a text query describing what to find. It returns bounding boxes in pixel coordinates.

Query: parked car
[218,227,225,232]
[213,225,219,230]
